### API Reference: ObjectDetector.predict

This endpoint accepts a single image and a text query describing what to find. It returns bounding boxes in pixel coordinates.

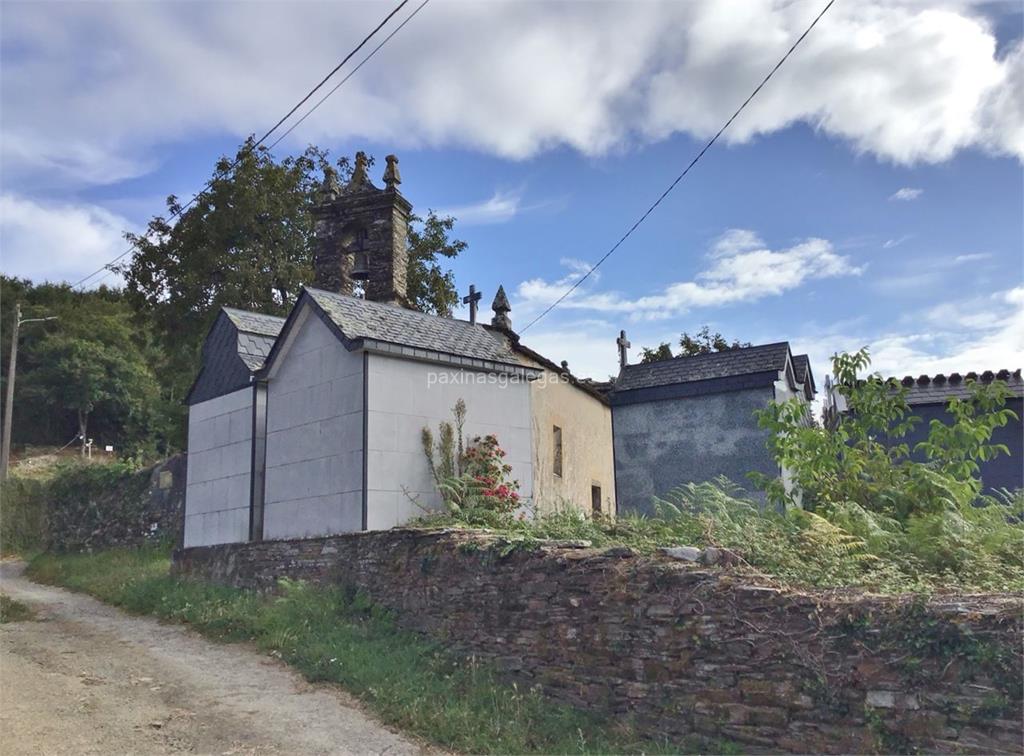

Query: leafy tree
[639,326,751,363]
[119,140,467,397]
[639,343,674,364]
[754,348,1017,521]
[1,277,172,455]
[10,286,161,456]
[407,212,467,316]
[679,326,751,356]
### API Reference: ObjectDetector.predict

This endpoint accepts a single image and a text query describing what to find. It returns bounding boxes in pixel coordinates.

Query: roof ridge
[622,341,790,371]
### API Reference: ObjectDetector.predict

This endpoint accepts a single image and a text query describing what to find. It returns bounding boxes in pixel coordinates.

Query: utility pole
[1,304,57,480]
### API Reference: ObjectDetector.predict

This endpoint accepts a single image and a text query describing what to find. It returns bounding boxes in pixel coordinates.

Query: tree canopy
[639,326,752,363]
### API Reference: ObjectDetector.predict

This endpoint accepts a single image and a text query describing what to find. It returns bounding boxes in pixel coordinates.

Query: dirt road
[0,560,431,755]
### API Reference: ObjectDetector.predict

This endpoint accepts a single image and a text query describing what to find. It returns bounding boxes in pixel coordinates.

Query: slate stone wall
[172,529,1023,754]
[49,454,187,552]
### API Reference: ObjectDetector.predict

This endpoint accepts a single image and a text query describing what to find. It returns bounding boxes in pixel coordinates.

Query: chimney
[312,152,412,306]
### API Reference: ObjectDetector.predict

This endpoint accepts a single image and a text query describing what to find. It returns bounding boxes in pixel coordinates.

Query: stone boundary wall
[172,529,1023,754]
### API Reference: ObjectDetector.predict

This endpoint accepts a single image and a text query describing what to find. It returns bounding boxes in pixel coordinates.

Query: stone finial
[347,151,371,190]
[491,285,512,331]
[383,154,402,190]
[319,165,341,202]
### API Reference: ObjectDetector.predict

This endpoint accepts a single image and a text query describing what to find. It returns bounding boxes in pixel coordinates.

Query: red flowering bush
[463,434,520,513]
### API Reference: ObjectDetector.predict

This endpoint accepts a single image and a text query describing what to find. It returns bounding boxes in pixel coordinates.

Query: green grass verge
[0,593,35,623]
[26,546,725,755]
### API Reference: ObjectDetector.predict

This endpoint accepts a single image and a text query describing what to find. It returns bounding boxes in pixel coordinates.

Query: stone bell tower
[312,152,412,306]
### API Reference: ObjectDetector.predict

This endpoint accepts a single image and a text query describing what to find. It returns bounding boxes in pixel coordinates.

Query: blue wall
[612,387,777,516]
[898,399,1023,494]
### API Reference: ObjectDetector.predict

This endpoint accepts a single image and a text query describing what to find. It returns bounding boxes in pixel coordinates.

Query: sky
[1,0,1022,384]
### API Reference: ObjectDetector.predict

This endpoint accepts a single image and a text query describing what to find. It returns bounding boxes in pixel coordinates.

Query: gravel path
[0,560,432,755]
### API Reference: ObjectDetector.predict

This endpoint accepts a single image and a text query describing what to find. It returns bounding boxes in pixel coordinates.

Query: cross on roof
[462,284,482,324]
[617,330,631,368]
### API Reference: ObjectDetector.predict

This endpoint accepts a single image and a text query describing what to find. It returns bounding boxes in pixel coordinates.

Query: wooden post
[0,304,20,479]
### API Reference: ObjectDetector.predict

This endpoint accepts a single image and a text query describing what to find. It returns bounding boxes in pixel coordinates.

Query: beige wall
[518,357,616,517]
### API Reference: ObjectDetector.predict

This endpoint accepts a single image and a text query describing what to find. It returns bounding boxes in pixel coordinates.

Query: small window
[591,485,602,515]
[552,425,563,477]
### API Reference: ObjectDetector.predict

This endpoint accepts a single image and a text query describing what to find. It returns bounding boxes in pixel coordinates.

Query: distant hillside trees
[640,326,752,363]
[1,278,173,456]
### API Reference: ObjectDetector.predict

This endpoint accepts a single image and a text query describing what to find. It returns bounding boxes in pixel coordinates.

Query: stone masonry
[312,153,411,306]
[173,529,1024,754]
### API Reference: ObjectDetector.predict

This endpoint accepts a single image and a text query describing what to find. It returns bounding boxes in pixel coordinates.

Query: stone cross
[617,330,631,368]
[462,284,482,324]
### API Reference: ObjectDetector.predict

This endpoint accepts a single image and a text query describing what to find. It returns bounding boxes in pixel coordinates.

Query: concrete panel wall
[365,354,533,530]
[613,387,777,516]
[184,386,253,547]
[263,310,364,539]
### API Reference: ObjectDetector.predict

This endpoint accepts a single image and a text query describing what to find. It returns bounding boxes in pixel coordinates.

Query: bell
[351,250,370,280]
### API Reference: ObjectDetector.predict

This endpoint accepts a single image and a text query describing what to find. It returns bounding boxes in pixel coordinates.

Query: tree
[119,140,467,395]
[639,326,751,363]
[639,343,674,364]
[407,211,467,316]
[1,277,172,456]
[20,298,160,456]
[679,326,751,357]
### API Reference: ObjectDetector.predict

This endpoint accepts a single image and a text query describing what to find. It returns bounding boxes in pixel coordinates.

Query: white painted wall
[263,310,364,539]
[365,354,533,530]
[184,386,253,547]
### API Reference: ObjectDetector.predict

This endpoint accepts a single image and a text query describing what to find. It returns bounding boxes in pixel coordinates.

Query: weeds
[26,546,700,755]
[0,593,35,623]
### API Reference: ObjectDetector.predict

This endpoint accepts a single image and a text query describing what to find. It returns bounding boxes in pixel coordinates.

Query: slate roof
[614,342,792,393]
[896,369,1023,405]
[793,354,815,394]
[222,308,286,371]
[304,287,519,365]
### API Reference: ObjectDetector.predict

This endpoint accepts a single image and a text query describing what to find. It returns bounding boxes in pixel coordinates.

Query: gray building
[181,152,614,549]
[610,343,814,515]
[842,370,1023,494]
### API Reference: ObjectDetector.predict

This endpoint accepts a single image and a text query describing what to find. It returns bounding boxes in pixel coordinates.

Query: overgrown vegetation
[0,593,35,623]
[0,459,165,556]
[25,546,709,755]
[420,400,522,515]
[420,350,1023,594]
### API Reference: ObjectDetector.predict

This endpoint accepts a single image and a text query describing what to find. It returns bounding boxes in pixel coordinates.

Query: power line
[269,0,432,152]
[519,0,836,334]
[72,0,416,290]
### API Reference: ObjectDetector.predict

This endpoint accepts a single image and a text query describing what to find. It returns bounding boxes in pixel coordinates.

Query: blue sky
[2,0,1022,383]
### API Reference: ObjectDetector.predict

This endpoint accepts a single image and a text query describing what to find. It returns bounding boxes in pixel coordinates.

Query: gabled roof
[185,307,286,405]
[896,369,1023,406]
[222,308,286,371]
[261,288,538,379]
[613,342,792,393]
[304,287,518,364]
[792,354,816,396]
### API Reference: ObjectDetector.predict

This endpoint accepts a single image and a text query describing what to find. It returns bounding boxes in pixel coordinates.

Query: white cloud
[436,189,523,226]
[798,287,1024,383]
[889,187,924,201]
[1,1,1021,187]
[882,234,914,248]
[517,230,862,320]
[0,194,134,286]
[952,252,993,263]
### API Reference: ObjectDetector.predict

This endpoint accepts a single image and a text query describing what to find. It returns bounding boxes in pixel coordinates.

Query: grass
[417,478,1024,595]
[0,593,35,623]
[26,546,720,755]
